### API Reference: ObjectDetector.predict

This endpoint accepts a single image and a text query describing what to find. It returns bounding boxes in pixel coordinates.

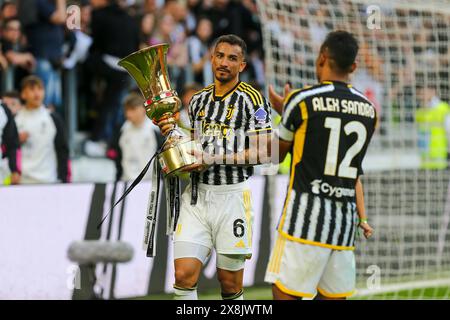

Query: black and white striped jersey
[277,81,377,250]
[189,81,272,185]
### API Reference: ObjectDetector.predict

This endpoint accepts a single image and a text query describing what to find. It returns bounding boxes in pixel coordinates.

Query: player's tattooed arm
[192,132,272,166]
[224,132,272,166]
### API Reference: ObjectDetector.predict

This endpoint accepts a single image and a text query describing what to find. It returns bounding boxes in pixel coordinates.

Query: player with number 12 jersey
[266,31,377,300]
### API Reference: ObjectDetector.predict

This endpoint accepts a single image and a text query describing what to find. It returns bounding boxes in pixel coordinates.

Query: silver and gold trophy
[118,44,201,257]
[118,44,200,176]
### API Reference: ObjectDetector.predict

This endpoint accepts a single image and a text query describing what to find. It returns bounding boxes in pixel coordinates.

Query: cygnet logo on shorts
[310,179,355,198]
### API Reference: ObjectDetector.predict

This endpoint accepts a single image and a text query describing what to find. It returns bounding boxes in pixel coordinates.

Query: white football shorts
[265,233,356,298]
[174,180,254,258]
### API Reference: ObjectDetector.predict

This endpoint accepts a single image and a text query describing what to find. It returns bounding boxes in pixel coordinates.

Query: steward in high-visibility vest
[416,99,450,169]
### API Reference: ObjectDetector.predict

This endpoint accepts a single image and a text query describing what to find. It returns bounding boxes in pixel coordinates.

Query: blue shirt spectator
[20,0,67,112]
[24,0,64,61]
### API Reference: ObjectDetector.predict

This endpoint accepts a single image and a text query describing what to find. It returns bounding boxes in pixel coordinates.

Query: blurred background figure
[0,0,268,183]
[0,98,20,185]
[83,0,140,157]
[1,17,35,89]
[18,0,67,114]
[149,12,188,91]
[138,10,155,48]
[178,82,202,131]
[15,75,70,184]
[416,86,450,170]
[0,0,17,21]
[1,90,22,115]
[187,16,213,86]
[107,92,161,181]
[62,1,92,70]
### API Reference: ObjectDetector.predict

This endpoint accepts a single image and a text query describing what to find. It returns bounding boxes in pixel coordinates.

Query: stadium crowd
[0,0,264,184]
[1,0,449,185]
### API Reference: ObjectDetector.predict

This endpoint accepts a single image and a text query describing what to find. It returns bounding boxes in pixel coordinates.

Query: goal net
[257,0,450,299]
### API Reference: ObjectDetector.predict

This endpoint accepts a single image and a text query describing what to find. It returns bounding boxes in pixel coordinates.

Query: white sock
[235,293,244,300]
[222,289,244,300]
[173,285,198,300]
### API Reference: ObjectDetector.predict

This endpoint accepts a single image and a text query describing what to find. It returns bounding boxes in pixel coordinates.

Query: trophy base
[158,139,202,176]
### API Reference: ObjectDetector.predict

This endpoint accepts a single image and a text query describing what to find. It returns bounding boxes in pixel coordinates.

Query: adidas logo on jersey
[234,240,246,248]
[310,179,355,198]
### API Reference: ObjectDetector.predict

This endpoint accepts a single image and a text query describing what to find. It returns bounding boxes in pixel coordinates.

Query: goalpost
[257,0,450,299]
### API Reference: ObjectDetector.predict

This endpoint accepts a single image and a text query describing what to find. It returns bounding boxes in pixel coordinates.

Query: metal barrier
[63,67,78,156]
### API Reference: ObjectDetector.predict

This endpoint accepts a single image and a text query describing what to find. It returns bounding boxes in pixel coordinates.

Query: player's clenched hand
[269,83,291,115]
[181,148,209,173]
[359,221,374,239]
[153,112,180,136]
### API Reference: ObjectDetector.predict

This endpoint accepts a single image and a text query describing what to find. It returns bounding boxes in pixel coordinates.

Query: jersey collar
[321,80,353,88]
[211,80,241,102]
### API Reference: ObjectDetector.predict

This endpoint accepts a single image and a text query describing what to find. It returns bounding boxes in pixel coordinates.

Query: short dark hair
[2,90,20,99]
[123,92,144,109]
[214,34,247,59]
[20,75,44,91]
[1,1,15,12]
[320,31,359,73]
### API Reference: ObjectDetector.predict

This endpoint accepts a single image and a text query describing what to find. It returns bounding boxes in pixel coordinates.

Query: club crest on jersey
[198,107,205,118]
[254,107,267,124]
[226,105,235,120]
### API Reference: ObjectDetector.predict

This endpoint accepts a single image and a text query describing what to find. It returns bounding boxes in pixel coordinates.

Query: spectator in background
[139,12,155,48]
[19,0,67,113]
[0,0,17,21]
[200,0,263,84]
[84,0,140,157]
[203,0,260,51]
[149,13,174,44]
[416,86,450,170]
[2,90,22,115]
[0,100,20,185]
[1,18,35,89]
[308,7,329,51]
[351,42,384,118]
[62,2,92,70]
[0,46,8,72]
[71,1,94,132]
[185,0,204,34]
[15,76,70,184]
[142,0,159,15]
[187,17,213,86]
[178,82,202,131]
[149,13,188,90]
[164,0,188,37]
[107,92,160,181]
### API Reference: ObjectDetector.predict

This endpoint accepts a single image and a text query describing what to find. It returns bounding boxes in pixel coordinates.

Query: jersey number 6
[233,219,245,238]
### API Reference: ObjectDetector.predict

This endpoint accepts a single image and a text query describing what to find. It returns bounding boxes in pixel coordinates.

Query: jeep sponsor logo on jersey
[310,179,355,198]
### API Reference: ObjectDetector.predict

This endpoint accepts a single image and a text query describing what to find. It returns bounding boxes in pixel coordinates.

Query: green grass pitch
[133,285,450,300]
